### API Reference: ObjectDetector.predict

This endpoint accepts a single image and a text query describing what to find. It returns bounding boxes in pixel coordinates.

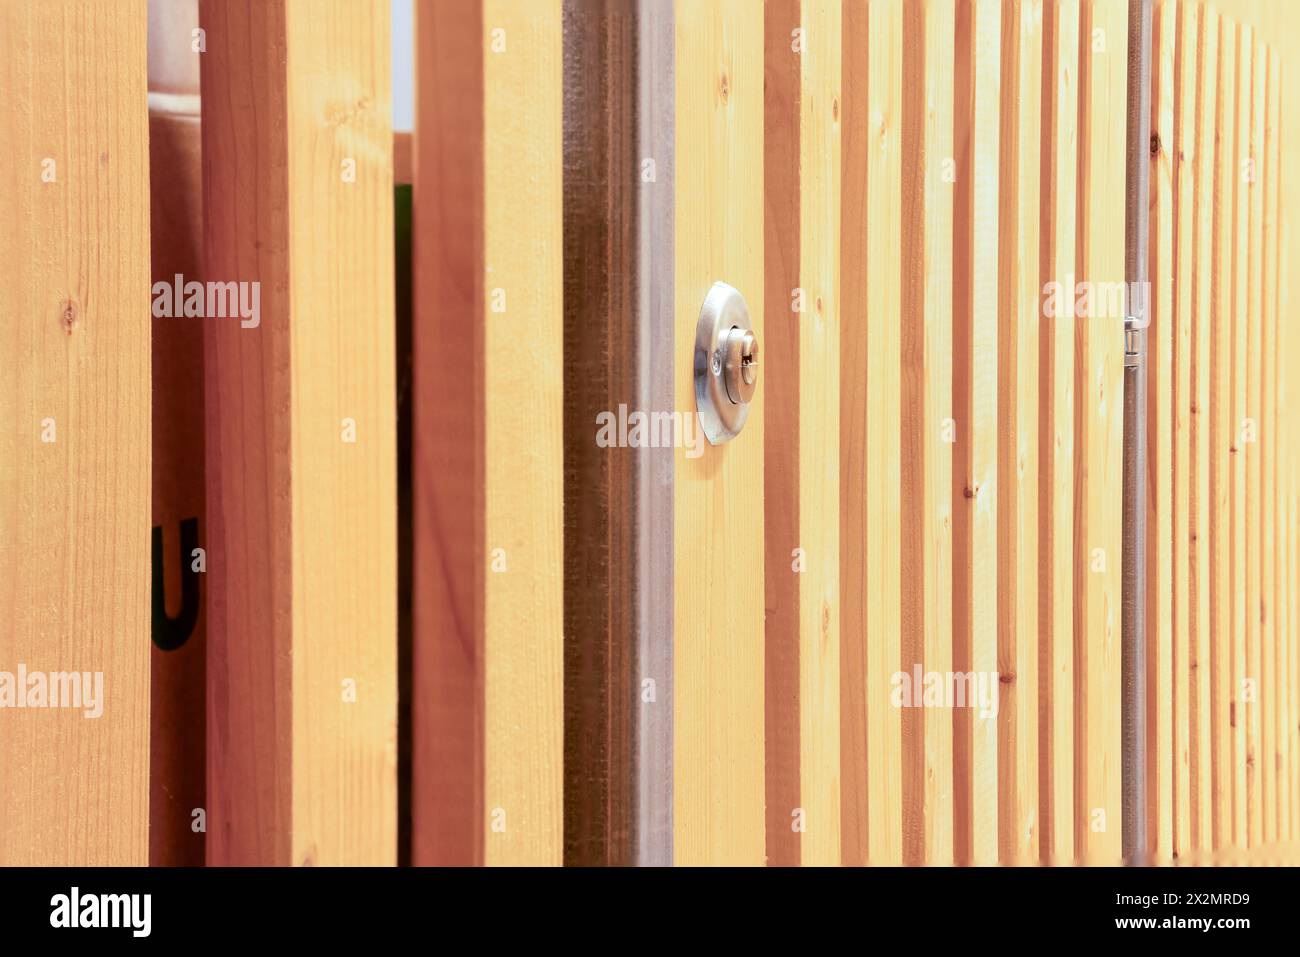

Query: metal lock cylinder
[694,282,758,445]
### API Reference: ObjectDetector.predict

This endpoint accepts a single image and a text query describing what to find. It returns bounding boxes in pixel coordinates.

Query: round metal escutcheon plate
[693,281,754,445]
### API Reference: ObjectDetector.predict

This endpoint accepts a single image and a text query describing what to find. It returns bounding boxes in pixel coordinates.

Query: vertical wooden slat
[1268,50,1289,842]
[1290,475,1298,838]
[1229,22,1250,851]
[1169,0,1197,861]
[413,0,564,867]
[202,0,396,866]
[1074,0,1126,865]
[763,0,803,870]
[1147,0,1175,863]
[1189,3,1217,855]
[841,0,904,867]
[673,0,765,867]
[1208,9,1233,852]
[763,0,841,868]
[1246,29,1267,850]
[901,0,954,867]
[797,0,842,868]
[480,0,564,868]
[995,0,1042,867]
[412,0,483,866]
[1260,43,1280,847]
[953,0,1000,868]
[0,0,151,866]
[1290,468,1299,839]
[1039,0,1079,866]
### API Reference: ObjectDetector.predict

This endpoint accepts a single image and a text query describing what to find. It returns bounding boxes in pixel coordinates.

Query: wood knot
[832,97,840,121]
[718,71,730,104]
[963,485,975,499]
[1149,132,1160,156]
[62,299,77,334]
[999,672,1015,684]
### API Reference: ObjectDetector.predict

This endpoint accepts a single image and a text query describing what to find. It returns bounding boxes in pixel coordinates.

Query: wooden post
[0,0,152,866]
[200,0,397,866]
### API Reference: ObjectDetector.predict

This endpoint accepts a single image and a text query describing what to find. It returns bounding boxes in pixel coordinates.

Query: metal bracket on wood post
[1124,315,1144,368]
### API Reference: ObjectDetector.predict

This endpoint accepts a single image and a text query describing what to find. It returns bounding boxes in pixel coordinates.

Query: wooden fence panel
[1142,4,1299,864]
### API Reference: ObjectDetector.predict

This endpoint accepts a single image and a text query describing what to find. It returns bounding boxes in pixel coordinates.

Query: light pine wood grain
[900,0,954,867]
[673,0,766,867]
[1039,0,1078,866]
[0,0,151,867]
[201,0,396,866]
